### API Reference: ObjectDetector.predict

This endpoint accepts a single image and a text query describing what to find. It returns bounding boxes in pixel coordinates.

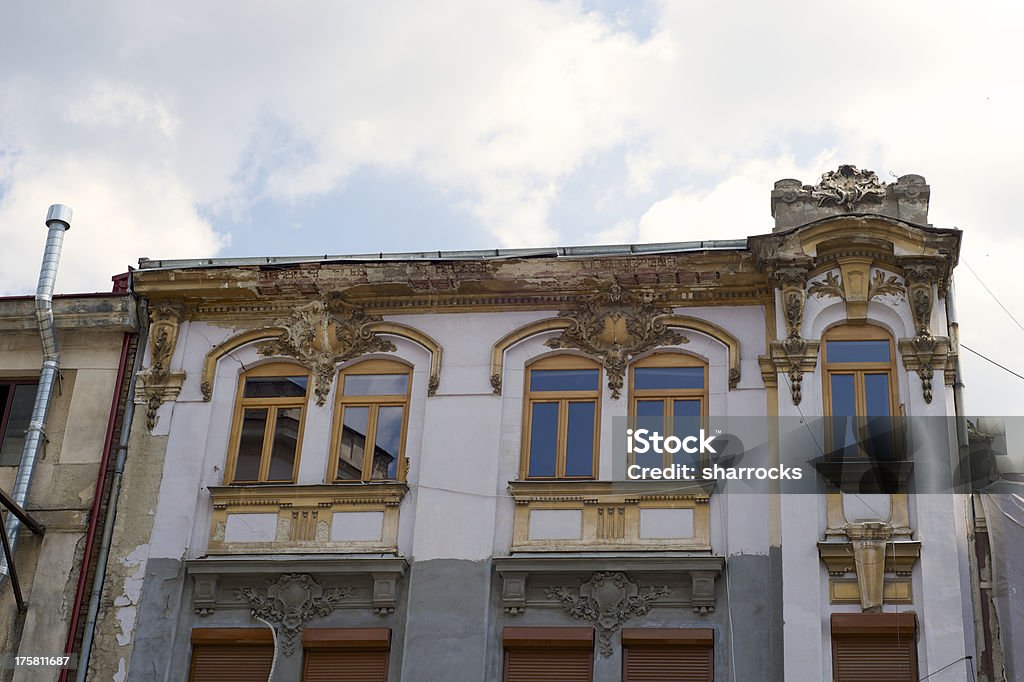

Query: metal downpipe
[1,204,72,578]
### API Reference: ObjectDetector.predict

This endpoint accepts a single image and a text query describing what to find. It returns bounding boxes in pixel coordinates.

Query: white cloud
[1,1,1024,413]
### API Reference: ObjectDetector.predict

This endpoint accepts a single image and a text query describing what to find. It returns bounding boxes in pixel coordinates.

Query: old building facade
[78,167,992,680]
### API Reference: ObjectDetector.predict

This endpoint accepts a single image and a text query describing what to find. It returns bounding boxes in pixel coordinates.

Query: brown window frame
[0,378,39,467]
[503,627,594,682]
[329,359,412,483]
[188,628,274,682]
[301,628,391,682]
[821,324,899,460]
[224,362,310,484]
[628,353,708,469]
[521,355,602,480]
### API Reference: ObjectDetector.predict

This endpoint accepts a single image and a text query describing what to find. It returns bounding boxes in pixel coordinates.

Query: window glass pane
[0,384,38,466]
[864,374,891,417]
[672,399,702,467]
[337,406,369,480]
[529,369,599,392]
[244,375,307,398]
[528,402,559,477]
[234,408,268,481]
[634,366,704,390]
[343,373,409,396]
[371,406,404,479]
[267,407,301,481]
[826,340,890,363]
[829,374,858,458]
[634,400,664,469]
[565,401,596,477]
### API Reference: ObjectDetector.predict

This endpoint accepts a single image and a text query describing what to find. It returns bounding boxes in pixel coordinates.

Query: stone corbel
[760,263,819,404]
[500,571,529,616]
[371,572,400,615]
[845,521,892,612]
[193,574,219,616]
[135,304,186,431]
[690,570,717,615]
[899,262,945,403]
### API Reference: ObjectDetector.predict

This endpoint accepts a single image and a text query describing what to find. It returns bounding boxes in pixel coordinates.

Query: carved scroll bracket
[234,573,351,656]
[135,304,186,431]
[760,263,818,404]
[899,262,947,403]
[543,284,688,399]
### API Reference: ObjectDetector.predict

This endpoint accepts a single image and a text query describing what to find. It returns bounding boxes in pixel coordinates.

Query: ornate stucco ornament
[135,304,187,431]
[811,164,888,210]
[759,265,820,405]
[808,270,906,303]
[845,522,894,612]
[234,573,351,656]
[544,283,687,399]
[546,572,670,657]
[898,262,948,403]
[257,295,396,405]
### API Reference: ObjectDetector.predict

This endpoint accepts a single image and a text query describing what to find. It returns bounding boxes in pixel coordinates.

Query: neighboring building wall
[0,296,136,682]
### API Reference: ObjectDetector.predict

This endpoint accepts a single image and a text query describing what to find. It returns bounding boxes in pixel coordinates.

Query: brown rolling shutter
[622,628,714,682]
[503,627,594,682]
[301,628,390,682]
[831,613,917,682]
[188,629,273,682]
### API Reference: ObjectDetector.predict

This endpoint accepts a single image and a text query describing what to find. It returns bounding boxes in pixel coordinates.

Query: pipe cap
[46,204,72,229]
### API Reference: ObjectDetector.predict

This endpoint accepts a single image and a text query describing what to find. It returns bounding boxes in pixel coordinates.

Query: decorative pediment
[544,283,688,398]
[256,295,396,405]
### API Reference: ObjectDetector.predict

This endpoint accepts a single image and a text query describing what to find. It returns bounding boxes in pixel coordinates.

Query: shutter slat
[833,635,916,681]
[624,645,713,682]
[505,649,593,682]
[302,650,389,682]
[189,645,274,682]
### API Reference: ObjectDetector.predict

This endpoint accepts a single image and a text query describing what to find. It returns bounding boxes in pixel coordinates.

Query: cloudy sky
[1,1,1022,414]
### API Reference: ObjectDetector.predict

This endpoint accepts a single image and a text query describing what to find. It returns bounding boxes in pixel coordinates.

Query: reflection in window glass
[826,340,890,363]
[337,407,369,480]
[634,366,704,390]
[235,408,268,481]
[528,402,559,477]
[864,374,891,416]
[829,375,858,458]
[267,407,301,480]
[565,402,595,477]
[530,369,599,392]
[634,400,663,469]
[243,376,307,398]
[0,384,38,466]
[343,374,409,396]
[672,399,702,467]
[372,406,404,479]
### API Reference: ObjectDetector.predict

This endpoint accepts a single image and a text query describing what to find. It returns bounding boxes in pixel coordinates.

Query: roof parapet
[771,165,930,231]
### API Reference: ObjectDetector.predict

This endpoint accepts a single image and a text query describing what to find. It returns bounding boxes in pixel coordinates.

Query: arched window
[226,362,309,484]
[822,325,898,459]
[629,353,708,470]
[331,359,412,482]
[521,355,601,480]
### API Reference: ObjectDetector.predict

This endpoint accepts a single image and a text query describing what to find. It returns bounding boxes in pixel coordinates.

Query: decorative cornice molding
[543,283,688,399]
[546,572,670,656]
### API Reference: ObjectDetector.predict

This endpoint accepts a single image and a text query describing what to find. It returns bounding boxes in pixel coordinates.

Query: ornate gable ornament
[546,572,670,657]
[544,284,687,399]
[257,295,396,405]
[235,573,351,656]
[810,164,888,209]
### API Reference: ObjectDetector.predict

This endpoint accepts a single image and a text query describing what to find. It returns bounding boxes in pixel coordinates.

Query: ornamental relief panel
[135,304,186,431]
[543,283,689,399]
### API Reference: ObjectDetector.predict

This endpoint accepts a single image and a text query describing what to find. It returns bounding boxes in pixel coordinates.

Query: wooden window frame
[830,612,918,681]
[188,628,274,682]
[503,627,594,682]
[302,628,391,682]
[0,378,38,467]
[622,628,714,682]
[628,353,708,469]
[329,358,412,483]
[521,355,602,480]
[225,362,309,485]
[821,325,899,460]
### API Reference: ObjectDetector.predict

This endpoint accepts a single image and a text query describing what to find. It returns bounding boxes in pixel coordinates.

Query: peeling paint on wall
[114,544,148,647]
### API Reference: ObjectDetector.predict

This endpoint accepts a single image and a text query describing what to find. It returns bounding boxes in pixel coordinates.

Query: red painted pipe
[58,331,131,682]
